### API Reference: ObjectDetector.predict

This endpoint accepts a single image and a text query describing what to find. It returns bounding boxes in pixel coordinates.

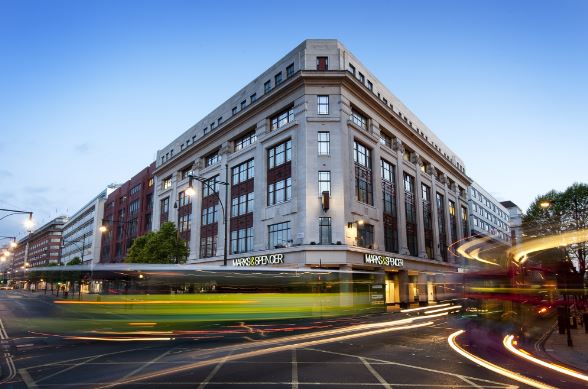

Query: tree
[125,222,189,264]
[523,183,588,278]
[66,257,82,266]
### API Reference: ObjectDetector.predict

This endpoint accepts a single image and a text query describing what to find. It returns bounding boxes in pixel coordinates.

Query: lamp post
[0,209,34,230]
[187,168,230,266]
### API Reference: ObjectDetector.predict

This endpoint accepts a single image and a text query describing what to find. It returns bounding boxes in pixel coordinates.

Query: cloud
[0,169,12,179]
[74,142,92,153]
[22,186,50,193]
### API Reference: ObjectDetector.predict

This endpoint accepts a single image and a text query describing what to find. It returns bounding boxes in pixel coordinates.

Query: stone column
[394,140,410,255]
[417,273,428,306]
[413,154,427,258]
[429,166,442,260]
[398,269,409,308]
[441,175,454,264]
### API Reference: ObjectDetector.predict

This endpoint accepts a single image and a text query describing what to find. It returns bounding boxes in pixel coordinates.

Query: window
[270,107,294,130]
[241,100,246,109]
[250,93,257,103]
[379,132,392,148]
[180,166,192,180]
[178,214,191,233]
[178,190,192,207]
[318,171,331,195]
[367,80,373,91]
[202,176,219,197]
[231,192,255,216]
[129,199,140,215]
[200,235,217,258]
[357,223,374,248]
[232,107,237,115]
[317,95,329,115]
[269,222,291,248]
[449,200,458,243]
[437,193,448,261]
[381,159,395,182]
[160,197,169,219]
[316,56,328,71]
[163,176,172,190]
[268,177,292,205]
[275,72,282,85]
[353,141,371,168]
[319,217,332,244]
[404,173,417,256]
[358,72,365,83]
[318,132,330,155]
[264,80,271,93]
[286,63,294,78]
[130,184,141,196]
[348,63,356,75]
[268,140,292,169]
[232,159,255,184]
[217,117,222,126]
[235,130,257,151]
[148,178,154,187]
[201,205,219,225]
[205,151,220,167]
[351,109,367,130]
[231,227,254,254]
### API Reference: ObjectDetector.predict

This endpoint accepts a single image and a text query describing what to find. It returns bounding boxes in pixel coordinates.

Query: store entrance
[385,271,399,304]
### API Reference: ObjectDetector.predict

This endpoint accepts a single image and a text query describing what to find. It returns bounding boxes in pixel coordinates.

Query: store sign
[232,253,285,267]
[364,254,404,267]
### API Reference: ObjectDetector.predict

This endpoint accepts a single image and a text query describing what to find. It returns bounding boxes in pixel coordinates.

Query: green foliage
[523,183,588,276]
[125,222,189,264]
[66,257,82,266]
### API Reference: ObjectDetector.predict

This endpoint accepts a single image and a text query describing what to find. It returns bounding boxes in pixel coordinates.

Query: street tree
[66,257,82,266]
[523,183,588,278]
[125,222,189,264]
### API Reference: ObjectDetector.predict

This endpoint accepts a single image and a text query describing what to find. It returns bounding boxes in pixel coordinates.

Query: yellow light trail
[453,235,500,267]
[503,334,588,382]
[424,305,461,315]
[401,303,450,313]
[54,300,257,305]
[447,330,555,389]
[65,336,173,342]
[95,315,445,388]
[508,228,588,264]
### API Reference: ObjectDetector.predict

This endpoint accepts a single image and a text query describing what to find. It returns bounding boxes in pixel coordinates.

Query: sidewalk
[542,322,588,373]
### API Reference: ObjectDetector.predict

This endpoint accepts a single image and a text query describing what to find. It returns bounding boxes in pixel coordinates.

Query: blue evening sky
[1,0,586,239]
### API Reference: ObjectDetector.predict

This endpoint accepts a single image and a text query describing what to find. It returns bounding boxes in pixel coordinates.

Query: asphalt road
[1,289,586,388]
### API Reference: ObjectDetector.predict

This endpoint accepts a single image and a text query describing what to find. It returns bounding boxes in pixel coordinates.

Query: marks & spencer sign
[364,254,404,267]
[232,253,285,267]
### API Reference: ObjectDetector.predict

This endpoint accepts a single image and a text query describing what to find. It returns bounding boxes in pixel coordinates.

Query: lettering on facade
[364,254,404,267]
[232,253,285,267]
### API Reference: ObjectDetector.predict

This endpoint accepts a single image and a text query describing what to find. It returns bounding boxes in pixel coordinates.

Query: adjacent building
[151,39,472,306]
[100,162,156,263]
[500,200,523,246]
[467,182,511,245]
[61,186,118,265]
[12,216,68,269]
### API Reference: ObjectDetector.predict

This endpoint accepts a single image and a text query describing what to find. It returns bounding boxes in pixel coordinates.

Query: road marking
[18,368,38,389]
[304,347,512,387]
[0,319,17,385]
[10,382,518,387]
[26,346,154,369]
[197,348,235,389]
[359,357,392,389]
[291,348,298,389]
[120,347,176,381]
[36,354,104,383]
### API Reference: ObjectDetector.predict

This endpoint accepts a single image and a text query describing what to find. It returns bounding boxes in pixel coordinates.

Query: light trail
[424,305,461,315]
[401,303,450,313]
[54,299,257,305]
[447,330,555,389]
[508,228,588,264]
[96,317,440,388]
[65,336,174,342]
[503,334,588,382]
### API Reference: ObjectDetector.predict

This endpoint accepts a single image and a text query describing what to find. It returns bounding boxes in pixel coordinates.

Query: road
[1,289,586,388]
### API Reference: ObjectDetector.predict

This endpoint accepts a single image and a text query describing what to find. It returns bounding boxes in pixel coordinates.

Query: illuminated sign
[232,253,284,267]
[364,254,404,267]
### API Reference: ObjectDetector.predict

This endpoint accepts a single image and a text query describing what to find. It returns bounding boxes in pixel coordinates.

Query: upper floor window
[270,107,294,131]
[268,177,292,206]
[148,178,154,187]
[286,63,294,78]
[379,131,392,148]
[232,159,255,185]
[318,131,330,155]
[235,130,257,151]
[318,171,331,195]
[275,72,282,85]
[353,141,371,169]
[357,223,374,248]
[358,72,365,83]
[404,173,414,193]
[264,80,271,93]
[351,109,367,130]
[241,100,246,109]
[163,176,172,190]
[160,197,170,214]
[205,151,221,167]
[317,95,329,115]
[232,107,237,115]
[316,56,328,71]
[268,221,291,249]
[268,140,292,169]
[202,175,219,197]
[348,63,356,75]
[250,93,257,103]
[178,190,192,207]
[381,159,395,182]
[180,166,192,180]
[130,184,141,196]
[129,199,140,215]
[367,80,373,91]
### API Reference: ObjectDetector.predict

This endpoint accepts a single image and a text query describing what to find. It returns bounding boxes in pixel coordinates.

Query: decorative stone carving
[439,173,447,185]
[426,164,435,176]
[193,159,203,170]
[393,139,405,154]
[411,153,422,166]
[219,143,232,155]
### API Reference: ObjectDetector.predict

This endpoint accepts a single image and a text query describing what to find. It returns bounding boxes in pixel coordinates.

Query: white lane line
[18,368,38,389]
[36,354,103,383]
[457,374,484,389]
[291,348,298,389]
[304,347,512,387]
[197,348,235,389]
[0,318,17,384]
[120,348,175,381]
[26,346,154,369]
[359,357,392,389]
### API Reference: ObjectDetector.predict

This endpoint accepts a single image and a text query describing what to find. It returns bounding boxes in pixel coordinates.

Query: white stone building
[467,182,511,245]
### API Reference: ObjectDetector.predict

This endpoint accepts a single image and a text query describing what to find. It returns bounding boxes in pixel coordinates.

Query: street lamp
[186,169,230,266]
[0,209,34,230]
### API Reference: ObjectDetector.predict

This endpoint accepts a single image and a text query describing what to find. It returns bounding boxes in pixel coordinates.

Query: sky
[0,0,587,240]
